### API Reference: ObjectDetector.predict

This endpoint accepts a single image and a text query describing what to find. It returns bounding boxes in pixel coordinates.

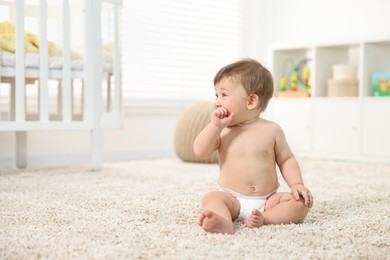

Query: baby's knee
[282,193,305,205]
[290,195,309,221]
[296,197,309,213]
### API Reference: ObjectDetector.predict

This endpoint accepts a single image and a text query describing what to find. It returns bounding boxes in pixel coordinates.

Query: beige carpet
[0,157,389,259]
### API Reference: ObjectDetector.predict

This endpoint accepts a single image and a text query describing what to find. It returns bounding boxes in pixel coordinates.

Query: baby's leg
[243,209,265,228]
[198,191,240,234]
[262,192,309,225]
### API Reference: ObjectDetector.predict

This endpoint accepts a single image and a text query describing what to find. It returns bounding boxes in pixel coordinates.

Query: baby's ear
[247,94,260,110]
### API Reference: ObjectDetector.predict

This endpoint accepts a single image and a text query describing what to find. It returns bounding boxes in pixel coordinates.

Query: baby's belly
[218,174,278,197]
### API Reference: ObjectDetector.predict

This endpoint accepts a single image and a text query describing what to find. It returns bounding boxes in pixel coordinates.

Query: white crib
[0,0,123,170]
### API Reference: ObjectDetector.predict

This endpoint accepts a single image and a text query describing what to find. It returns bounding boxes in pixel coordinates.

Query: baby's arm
[274,124,313,208]
[193,107,232,158]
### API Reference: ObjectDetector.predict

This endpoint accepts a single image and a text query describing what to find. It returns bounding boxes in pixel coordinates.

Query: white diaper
[218,184,279,220]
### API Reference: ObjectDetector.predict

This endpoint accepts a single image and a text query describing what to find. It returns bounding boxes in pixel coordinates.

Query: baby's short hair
[214,58,274,112]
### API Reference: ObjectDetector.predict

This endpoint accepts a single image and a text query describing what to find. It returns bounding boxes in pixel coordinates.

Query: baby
[194,59,313,234]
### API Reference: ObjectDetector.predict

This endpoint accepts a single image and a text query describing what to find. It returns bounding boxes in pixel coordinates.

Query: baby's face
[214,77,249,124]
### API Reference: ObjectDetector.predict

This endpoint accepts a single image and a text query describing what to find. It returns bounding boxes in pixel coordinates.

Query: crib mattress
[0,52,112,79]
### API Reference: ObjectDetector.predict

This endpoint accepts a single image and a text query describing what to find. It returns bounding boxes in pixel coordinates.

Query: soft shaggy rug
[0,158,389,259]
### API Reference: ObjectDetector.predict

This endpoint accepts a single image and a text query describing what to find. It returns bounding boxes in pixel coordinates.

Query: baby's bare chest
[220,129,275,156]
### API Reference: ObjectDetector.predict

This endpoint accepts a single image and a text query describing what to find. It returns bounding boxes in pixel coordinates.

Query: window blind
[122,0,244,104]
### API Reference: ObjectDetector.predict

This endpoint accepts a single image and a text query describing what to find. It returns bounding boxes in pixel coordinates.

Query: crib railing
[0,0,123,170]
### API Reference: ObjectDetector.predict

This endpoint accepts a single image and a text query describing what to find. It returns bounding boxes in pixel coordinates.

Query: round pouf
[174,101,218,163]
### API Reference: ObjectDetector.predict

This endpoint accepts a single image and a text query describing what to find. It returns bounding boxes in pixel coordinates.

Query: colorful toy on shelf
[372,72,390,96]
[278,58,311,97]
[290,67,299,91]
[279,59,293,93]
[303,66,311,94]
[279,77,287,91]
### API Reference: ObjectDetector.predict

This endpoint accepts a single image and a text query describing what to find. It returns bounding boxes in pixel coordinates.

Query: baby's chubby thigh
[263,192,308,224]
[201,191,241,221]
[264,192,293,210]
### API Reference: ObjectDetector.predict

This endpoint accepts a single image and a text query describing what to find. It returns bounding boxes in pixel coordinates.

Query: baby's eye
[215,93,227,99]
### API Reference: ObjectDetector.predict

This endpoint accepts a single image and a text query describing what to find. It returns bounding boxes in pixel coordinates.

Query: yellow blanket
[0,21,62,56]
[0,21,113,62]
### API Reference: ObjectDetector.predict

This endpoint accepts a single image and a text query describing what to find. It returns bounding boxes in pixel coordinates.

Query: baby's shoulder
[254,119,285,138]
[257,118,282,131]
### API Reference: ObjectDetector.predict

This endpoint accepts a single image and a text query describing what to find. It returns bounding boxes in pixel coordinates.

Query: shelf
[315,44,359,97]
[269,38,390,161]
[271,38,390,99]
[277,91,310,98]
[362,41,390,97]
[272,48,314,97]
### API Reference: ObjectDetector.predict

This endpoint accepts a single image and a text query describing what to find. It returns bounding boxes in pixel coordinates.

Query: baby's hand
[291,183,313,208]
[211,107,233,128]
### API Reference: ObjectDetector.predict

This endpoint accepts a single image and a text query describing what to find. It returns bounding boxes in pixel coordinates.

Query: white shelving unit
[268,37,390,162]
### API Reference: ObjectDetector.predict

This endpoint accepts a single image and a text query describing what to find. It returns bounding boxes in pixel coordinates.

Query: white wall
[259,0,390,65]
[1,0,389,168]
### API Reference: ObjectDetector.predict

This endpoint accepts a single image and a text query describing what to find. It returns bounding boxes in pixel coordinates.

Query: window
[0,5,9,20]
[122,0,244,106]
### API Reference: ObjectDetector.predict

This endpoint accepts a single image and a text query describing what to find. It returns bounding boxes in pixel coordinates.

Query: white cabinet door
[314,100,360,156]
[362,100,390,158]
[272,99,313,153]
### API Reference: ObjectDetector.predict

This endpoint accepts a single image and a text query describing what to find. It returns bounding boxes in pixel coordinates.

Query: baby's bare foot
[243,209,264,228]
[198,210,233,234]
